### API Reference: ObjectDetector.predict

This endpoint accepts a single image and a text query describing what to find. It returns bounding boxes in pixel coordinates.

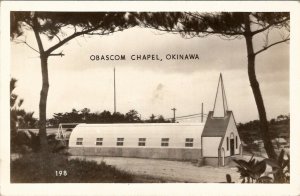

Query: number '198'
[55,170,67,176]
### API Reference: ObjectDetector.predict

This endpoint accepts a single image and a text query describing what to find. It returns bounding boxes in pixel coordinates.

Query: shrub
[226,149,290,183]
[232,155,272,183]
[264,149,290,183]
[12,131,68,154]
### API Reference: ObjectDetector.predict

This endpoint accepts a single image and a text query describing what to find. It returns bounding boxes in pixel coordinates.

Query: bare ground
[70,156,241,183]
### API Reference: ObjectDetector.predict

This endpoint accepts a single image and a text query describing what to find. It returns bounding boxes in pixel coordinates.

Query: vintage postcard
[1,1,300,195]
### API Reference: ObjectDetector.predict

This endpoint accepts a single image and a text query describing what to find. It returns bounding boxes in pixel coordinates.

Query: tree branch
[138,16,243,38]
[49,52,65,57]
[32,15,45,54]
[184,12,206,21]
[251,20,265,27]
[54,34,61,42]
[24,42,40,54]
[254,38,290,56]
[73,25,77,33]
[86,29,123,36]
[252,17,290,36]
[185,12,246,33]
[15,39,40,54]
[144,24,243,37]
[45,26,101,55]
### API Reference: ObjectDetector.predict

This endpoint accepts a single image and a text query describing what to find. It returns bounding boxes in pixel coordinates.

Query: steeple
[212,73,228,118]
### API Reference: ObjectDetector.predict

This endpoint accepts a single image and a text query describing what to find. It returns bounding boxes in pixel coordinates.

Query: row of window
[76,137,194,147]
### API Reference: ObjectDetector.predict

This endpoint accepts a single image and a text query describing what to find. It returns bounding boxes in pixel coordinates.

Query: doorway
[221,148,225,166]
[230,139,234,156]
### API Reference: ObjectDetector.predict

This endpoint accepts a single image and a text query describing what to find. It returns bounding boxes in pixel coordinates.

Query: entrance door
[230,139,234,156]
[222,148,225,166]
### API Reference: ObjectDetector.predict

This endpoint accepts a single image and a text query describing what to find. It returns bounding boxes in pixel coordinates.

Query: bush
[226,149,290,183]
[232,155,272,183]
[11,153,134,183]
[11,131,68,154]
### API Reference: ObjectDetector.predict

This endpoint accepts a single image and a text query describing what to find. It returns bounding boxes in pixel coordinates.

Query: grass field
[11,153,168,183]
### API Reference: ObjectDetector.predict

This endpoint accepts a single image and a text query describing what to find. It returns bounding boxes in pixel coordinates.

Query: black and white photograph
[1,1,300,195]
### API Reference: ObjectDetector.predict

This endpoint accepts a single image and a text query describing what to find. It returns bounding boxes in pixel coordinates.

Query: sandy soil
[70,156,241,183]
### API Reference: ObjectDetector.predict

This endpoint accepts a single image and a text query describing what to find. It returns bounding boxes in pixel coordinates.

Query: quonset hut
[68,74,242,166]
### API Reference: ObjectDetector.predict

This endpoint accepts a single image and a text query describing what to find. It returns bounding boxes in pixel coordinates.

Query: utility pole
[171,108,176,123]
[201,102,204,123]
[114,67,116,113]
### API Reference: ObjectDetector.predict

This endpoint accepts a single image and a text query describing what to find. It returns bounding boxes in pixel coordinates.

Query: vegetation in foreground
[10,153,172,183]
[11,153,166,183]
[11,153,132,183]
[226,149,290,183]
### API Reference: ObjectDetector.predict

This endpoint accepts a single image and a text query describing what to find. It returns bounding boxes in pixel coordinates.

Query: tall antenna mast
[114,67,116,113]
[201,102,204,123]
[171,108,177,123]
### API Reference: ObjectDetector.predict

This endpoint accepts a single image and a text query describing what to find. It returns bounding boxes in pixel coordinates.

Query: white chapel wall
[202,137,222,157]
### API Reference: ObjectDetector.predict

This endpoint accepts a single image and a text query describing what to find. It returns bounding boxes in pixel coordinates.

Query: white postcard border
[1,1,300,195]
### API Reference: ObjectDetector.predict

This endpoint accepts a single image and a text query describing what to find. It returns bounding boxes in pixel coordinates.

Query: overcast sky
[11,25,289,123]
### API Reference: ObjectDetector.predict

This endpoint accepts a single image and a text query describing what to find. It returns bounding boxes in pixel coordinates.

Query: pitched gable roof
[202,111,232,137]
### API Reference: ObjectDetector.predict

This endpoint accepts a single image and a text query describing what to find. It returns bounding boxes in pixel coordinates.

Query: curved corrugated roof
[75,123,205,127]
[70,123,205,138]
[69,123,205,148]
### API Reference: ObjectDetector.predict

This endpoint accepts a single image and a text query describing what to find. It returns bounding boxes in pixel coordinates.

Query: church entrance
[230,139,234,156]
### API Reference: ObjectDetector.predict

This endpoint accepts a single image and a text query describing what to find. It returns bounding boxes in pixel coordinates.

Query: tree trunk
[39,55,49,153]
[243,14,277,160]
[10,111,18,152]
[32,15,49,153]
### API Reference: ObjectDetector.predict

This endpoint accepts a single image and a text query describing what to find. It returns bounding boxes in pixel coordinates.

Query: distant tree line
[238,114,290,145]
[47,108,171,127]
[238,114,290,130]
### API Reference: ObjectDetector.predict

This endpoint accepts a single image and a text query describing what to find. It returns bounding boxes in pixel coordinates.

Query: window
[226,137,229,151]
[185,138,194,147]
[117,138,124,146]
[76,138,83,145]
[236,136,238,149]
[96,138,103,146]
[161,138,169,147]
[138,138,146,146]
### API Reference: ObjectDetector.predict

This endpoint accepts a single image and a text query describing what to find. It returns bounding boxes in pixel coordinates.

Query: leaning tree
[138,12,290,160]
[11,12,138,152]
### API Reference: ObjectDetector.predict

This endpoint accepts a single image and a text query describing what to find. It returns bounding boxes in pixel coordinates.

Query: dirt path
[70,156,241,183]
